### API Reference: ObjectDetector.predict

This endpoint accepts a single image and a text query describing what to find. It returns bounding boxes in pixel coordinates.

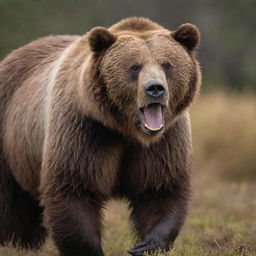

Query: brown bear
[0,17,201,256]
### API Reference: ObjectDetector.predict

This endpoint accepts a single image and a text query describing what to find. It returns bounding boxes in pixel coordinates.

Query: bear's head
[83,18,201,145]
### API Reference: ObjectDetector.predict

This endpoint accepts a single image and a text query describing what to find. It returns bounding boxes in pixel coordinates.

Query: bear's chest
[113,141,174,198]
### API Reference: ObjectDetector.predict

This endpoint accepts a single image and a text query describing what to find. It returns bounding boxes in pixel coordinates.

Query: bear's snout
[144,80,165,99]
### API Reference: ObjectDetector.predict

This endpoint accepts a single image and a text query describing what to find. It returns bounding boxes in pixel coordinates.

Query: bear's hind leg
[0,159,47,249]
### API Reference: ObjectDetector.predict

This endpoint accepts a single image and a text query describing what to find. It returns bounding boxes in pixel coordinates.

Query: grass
[1,91,256,256]
[191,90,256,182]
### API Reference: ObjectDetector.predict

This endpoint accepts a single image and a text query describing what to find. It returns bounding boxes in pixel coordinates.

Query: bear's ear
[172,23,200,51]
[88,27,117,52]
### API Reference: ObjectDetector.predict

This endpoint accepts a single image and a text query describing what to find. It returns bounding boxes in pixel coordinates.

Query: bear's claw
[127,239,165,256]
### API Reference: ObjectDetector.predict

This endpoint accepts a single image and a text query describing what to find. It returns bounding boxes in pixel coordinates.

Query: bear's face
[88,23,200,145]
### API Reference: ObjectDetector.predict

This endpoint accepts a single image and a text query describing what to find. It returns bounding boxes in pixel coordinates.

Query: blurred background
[0,0,255,255]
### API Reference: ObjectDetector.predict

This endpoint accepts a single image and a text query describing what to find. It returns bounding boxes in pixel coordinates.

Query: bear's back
[0,35,79,195]
[109,17,162,32]
[0,35,78,109]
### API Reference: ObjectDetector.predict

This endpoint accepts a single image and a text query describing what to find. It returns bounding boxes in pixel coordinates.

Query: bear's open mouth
[139,103,164,134]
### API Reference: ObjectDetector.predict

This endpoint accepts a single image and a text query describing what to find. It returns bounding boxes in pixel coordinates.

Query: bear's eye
[162,62,172,70]
[130,64,142,72]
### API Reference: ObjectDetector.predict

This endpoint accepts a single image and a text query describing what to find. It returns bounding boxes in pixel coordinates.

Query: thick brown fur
[0,17,201,256]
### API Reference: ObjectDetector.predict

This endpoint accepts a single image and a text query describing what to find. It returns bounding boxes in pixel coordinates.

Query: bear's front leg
[127,189,190,256]
[40,111,122,256]
[43,195,105,256]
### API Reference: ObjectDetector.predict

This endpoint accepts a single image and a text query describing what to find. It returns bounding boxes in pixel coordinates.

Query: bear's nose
[145,80,165,98]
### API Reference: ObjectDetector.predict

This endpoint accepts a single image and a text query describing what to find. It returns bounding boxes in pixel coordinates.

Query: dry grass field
[1,91,255,256]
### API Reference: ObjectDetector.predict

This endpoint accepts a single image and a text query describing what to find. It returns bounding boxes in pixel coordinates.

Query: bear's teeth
[144,123,163,131]
[143,103,163,132]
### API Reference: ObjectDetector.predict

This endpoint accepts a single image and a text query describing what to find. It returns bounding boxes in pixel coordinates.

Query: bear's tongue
[143,104,163,131]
